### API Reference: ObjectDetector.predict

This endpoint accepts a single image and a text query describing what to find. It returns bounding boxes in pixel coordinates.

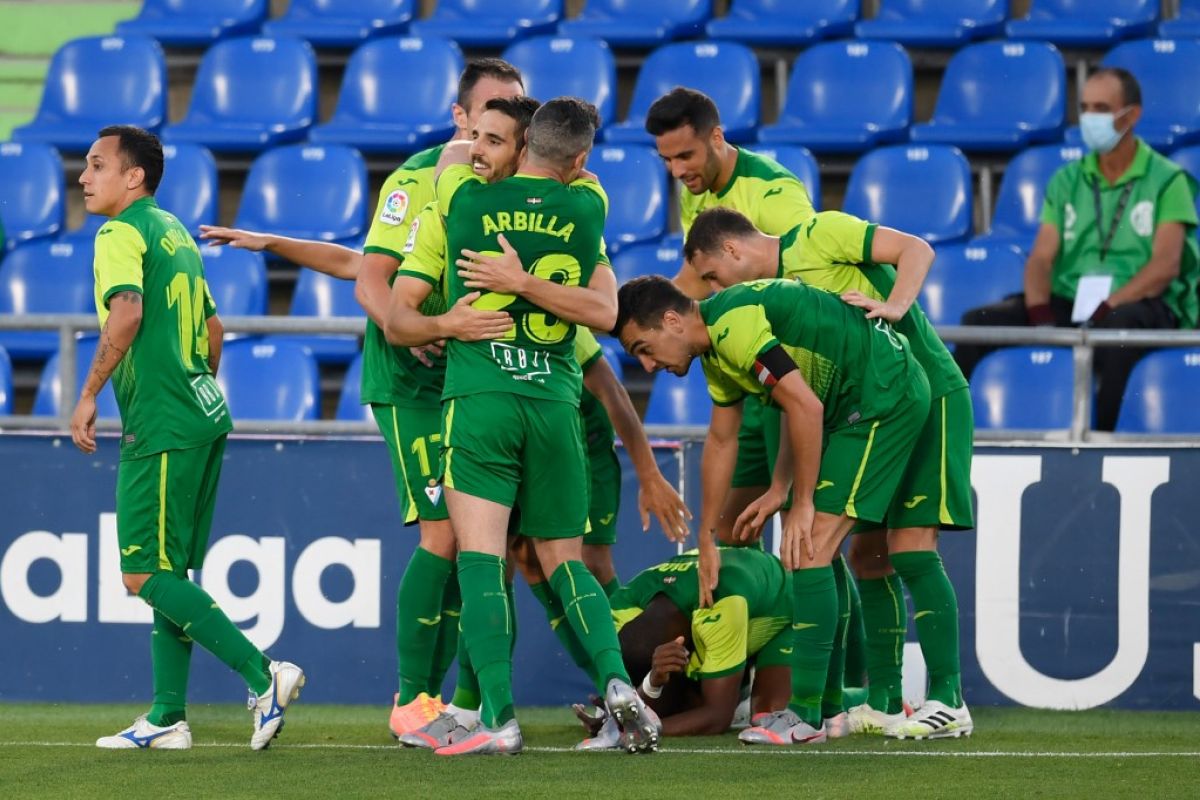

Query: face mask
[1080,107,1131,154]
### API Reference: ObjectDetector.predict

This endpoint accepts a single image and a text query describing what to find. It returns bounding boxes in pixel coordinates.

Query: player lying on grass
[616,276,930,746]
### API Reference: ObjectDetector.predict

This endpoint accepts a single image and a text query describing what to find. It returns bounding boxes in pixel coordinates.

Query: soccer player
[70,126,304,750]
[387,98,659,755]
[683,207,975,738]
[615,276,930,744]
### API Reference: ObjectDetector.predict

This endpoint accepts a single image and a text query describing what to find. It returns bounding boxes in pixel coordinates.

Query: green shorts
[443,392,588,539]
[117,436,226,575]
[583,446,620,546]
[731,401,781,489]
[372,403,450,525]
[751,618,795,671]
[813,371,931,525]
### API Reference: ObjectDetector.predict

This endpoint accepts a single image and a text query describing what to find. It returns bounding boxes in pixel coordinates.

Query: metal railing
[3,314,1200,443]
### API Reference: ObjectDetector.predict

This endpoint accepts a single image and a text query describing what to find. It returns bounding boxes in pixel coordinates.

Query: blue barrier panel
[0,434,1197,710]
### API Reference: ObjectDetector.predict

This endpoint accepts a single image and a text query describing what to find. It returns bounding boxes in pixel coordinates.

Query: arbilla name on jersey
[489,342,552,382]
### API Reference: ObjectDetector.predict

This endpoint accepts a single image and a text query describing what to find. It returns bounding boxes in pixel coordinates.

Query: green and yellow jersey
[359,144,448,408]
[699,279,921,429]
[611,547,791,680]
[777,211,967,399]
[93,196,232,460]
[680,147,814,237]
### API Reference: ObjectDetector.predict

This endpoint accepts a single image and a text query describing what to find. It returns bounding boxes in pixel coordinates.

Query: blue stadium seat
[162,37,317,153]
[1169,146,1200,217]
[156,144,219,236]
[502,37,616,129]
[611,234,682,285]
[1117,349,1200,433]
[706,0,858,46]
[757,41,911,154]
[200,245,268,316]
[11,36,166,152]
[285,269,364,363]
[0,143,63,246]
[215,338,320,421]
[411,0,562,47]
[116,0,267,46]
[920,242,1025,327]
[747,146,821,210]
[559,0,711,48]
[1100,39,1200,151]
[33,335,120,419]
[909,41,1065,153]
[587,145,668,252]
[0,346,9,415]
[970,347,1075,430]
[0,240,95,359]
[335,352,372,421]
[597,337,625,380]
[60,215,107,244]
[973,144,1083,253]
[234,145,368,246]
[1159,0,1200,37]
[1006,0,1158,46]
[644,365,711,426]
[263,0,414,47]
[855,0,1006,47]
[308,37,462,153]
[842,145,973,245]
[606,42,759,144]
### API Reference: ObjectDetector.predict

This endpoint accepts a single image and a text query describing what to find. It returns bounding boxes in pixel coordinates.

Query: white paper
[1072,275,1114,322]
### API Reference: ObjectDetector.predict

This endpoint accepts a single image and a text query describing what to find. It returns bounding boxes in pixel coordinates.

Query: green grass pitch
[1,704,1198,798]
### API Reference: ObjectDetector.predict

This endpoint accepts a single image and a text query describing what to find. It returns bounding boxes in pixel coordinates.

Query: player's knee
[582,546,615,584]
[418,520,456,559]
[122,572,151,595]
[847,535,891,578]
[887,526,939,553]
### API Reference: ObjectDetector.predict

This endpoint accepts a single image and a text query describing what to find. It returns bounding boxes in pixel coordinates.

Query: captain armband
[752,345,797,389]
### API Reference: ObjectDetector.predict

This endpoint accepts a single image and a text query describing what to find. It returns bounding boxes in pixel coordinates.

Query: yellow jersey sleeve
[436,164,483,217]
[93,220,146,321]
[754,177,815,236]
[574,326,603,370]
[701,304,779,406]
[396,202,447,288]
[688,595,750,679]
[364,168,435,262]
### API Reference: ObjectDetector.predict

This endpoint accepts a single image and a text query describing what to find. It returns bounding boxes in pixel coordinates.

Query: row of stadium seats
[12,34,1200,155]
[111,0,1200,50]
[8,336,1198,434]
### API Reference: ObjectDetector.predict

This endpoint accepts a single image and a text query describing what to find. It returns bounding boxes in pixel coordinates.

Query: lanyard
[1090,178,1137,263]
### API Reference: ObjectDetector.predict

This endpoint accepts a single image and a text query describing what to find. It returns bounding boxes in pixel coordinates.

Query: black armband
[753,345,797,389]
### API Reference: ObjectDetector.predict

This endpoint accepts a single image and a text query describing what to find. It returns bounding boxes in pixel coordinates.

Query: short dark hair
[614,275,694,337]
[97,124,163,194]
[483,96,542,145]
[645,87,721,137]
[526,97,598,167]
[1090,67,1142,107]
[457,58,524,111]
[683,208,758,263]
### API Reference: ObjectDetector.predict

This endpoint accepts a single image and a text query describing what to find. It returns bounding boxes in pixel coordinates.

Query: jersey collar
[116,195,157,220]
[713,147,746,199]
[1081,137,1151,187]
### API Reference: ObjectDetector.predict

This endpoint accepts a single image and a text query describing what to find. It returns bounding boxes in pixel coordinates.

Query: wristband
[641,672,664,699]
[1026,303,1055,327]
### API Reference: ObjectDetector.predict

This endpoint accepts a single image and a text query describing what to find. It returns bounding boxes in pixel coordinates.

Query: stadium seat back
[746,146,821,210]
[335,352,372,421]
[215,338,320,421]
[587,145,668,250]
[970,346,1075,430]
[270,0,414,28]
[333,37,462,128]
[426,0,558,17]
[611,235,683,285]
[1101,39,1200,150]
[1159,0,1200,37]
[1169,145,1200,218]
[0,143,64,245]
[286,269,364,363]
[1007,0,1159,45]
[708,0,858,45]
[158,144,219,235]
[927,41,1065,135]
[568,0,710,24]
[182,37,316,129]
[986,144,1083,244]
[872,0,1006,21]
[920,243,1026,326]
[1022,0,1157,23]
[116,0,267,44]
[0,239,96,359]
[598,338,625,380]
[200,245,268,316]
[1117,349,1200,433]
[0,345,10,415]
[235,145,368,244]
[33,335,120,419]
[502,37,616,127]
[843,145,973,244]
[645,364,712,426]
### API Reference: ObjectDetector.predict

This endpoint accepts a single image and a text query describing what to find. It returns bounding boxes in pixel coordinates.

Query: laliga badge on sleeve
[379,190,410,226]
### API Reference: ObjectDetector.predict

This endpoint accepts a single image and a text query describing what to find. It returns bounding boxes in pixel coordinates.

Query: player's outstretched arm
[697,402,743,606]
[198,226,361,281]
[841,227,934,323]
[456,234,618,331]
[70,291,142,454]
[583,356,691,542]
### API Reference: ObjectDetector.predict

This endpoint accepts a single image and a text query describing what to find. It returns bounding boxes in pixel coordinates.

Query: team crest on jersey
[379,189,410,226]
[1129,201,1154,237]
[526,197,543,205]
[403,217,420,253]
[424,481,443,506]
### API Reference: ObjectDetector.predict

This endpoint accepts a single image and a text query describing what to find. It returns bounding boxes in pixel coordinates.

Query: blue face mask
[1080,108,1132,154]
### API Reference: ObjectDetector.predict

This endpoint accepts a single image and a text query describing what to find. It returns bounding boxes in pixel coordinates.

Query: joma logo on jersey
[481,211,575,242]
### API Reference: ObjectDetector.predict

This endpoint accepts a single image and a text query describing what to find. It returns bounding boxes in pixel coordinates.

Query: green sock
[548,561,629,693]
[891,551,963,708]
[457,551,514,728]
[449,618,480,711]
[842,685,869,708]
[427,563,461,698]
[843,565,868,687]
[822,557,851,719]
[786,565,837,728]
[147,610,192,727]
[395,547,453,704]
[138,572,271,695]
[506,581,517,657]
[601,577,620,598]
[857,574,906,714]
[529,581,596,683]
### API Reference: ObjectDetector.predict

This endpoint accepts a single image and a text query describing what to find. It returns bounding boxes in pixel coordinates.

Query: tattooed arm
[70,291,142,453]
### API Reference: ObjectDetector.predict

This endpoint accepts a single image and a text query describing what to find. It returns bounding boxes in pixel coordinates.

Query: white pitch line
[1,741,1198,758]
